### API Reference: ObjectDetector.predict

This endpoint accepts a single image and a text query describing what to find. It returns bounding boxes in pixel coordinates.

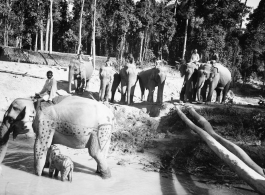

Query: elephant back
[44,96,114,129]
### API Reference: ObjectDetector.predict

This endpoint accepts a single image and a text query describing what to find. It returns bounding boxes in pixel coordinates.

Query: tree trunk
[92,0,96,72]
[40,20,44,51]
[45,14,50,51]
[4,19,7,46]
[142,28,148,61]
[175,106,265,195]
[35,32,38,51]
[49,0,53,54]
[182,18,188,60]
[139,32,144,62]
[77,0,85,54]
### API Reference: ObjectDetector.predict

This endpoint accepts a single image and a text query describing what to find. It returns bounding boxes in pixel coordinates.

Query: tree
[77,0,84,54]
[49,0,53,53]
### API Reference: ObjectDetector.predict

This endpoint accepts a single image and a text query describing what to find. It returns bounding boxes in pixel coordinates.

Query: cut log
[0,69,45,79]
[186,105,265,178]
[175,106,265,194]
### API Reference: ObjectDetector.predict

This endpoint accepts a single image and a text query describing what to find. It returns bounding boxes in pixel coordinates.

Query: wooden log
[175,106,265,194]
[186,105,265,177]
[0,69,45,79]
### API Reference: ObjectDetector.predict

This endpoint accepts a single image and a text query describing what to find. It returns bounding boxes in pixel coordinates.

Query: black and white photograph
[0,0,264,194]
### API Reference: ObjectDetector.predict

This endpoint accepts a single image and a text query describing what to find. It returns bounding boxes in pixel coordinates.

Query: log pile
[175,105,265,194]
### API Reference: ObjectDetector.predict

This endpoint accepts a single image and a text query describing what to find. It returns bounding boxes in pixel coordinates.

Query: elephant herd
[90,57,167,105]
[68,56,167,105]
[179,60,232,104]
[0,57,232,183]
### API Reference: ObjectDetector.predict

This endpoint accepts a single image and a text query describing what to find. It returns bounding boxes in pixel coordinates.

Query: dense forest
[0,0,265,80]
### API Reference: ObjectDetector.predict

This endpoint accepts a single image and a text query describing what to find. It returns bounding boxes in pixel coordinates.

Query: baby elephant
[48,145,74,182]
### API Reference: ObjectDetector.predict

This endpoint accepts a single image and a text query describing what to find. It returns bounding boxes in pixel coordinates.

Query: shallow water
[0,137,258,195]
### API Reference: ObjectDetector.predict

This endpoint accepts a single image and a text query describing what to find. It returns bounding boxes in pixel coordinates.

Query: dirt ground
[0,60,261,195]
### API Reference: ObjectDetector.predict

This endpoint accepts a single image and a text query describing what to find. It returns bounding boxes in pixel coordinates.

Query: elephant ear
[179,64,187,77]
[9,107,29,139]
[211,66,219,73]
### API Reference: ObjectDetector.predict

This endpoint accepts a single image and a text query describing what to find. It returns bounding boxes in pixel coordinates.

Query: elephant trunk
[196,78,205,102]
[68,66,74,93]
[157,73,166,103]
[0,122,11,164]
[127,77,132,105]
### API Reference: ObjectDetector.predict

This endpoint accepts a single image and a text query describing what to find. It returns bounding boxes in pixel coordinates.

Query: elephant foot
[100,167,111,179]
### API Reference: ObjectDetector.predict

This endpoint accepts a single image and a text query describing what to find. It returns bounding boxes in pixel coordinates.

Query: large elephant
[0,96,114,179]
[99,66,114,102]
[68,57,94,94]
[137,67,167,104]
[111,62,137,105]
[196,62,231,103]
[179,62,199,102]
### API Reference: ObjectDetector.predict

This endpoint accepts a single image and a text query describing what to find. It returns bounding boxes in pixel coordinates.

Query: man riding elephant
[35,70,57,110]
[0,96,115,179]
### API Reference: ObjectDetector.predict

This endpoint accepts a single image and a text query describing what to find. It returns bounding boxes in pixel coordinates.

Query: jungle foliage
[0,0,265,80]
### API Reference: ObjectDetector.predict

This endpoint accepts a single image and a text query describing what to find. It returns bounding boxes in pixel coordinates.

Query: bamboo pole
[175,106,265,194]
[186,105,265,177]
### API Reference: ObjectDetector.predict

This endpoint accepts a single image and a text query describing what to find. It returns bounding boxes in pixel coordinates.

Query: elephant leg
[88,132,111,179]
[207,83,216,103]
[34,124,55,176]
[85,79,90,91]
[222,81,231,103]
[201,83,208,102]
[99,81,106,102]
[54,169,59,177]
[49,162,55,177]
[192,82,197,102]
[111,73,121,103]
[157,82,165,104]
[138,78,145,101]
[80,78,86,92]
[180,84,185,101]
[61,170,67,181]
[129,85,136,104]
[68,168,73,182]
[104,83,111,102]
[215,88,222,103]
[74,79,79,93]
[99,82,103,101]
[120,82,127,103]
[147,89,154,103]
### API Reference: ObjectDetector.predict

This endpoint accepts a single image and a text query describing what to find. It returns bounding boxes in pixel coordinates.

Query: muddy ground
[0,60,263,195]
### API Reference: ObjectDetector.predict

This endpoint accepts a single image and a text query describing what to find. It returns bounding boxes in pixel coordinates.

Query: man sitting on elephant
[35,70,57,110]
[190,49,200,64]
